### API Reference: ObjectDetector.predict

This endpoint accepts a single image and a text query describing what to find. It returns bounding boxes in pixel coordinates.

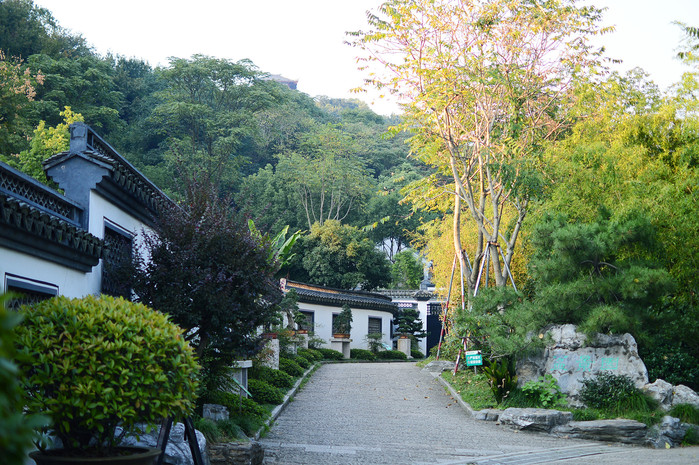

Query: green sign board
[465,351,483,367]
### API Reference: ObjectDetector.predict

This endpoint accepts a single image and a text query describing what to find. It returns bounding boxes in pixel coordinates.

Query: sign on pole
[464,350,483,367]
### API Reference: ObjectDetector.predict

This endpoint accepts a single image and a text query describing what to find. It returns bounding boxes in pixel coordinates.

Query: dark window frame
[101,219,134,298]
[5,274,58,308]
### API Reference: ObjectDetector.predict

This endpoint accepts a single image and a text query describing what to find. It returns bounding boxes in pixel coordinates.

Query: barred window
[5,275,58,309]
[101,222,133,298]
[368,317,382,335]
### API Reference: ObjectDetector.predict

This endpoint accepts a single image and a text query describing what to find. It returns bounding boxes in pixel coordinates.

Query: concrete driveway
[259,362,698,465]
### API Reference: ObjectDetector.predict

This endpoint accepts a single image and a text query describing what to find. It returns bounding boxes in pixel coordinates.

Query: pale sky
[33,0,699,115]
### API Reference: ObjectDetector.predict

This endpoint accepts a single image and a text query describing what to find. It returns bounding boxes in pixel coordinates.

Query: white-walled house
[284,280,398,351]
[0,122,168,302]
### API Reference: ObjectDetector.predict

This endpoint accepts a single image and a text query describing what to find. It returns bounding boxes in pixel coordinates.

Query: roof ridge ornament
[69,122,88,154]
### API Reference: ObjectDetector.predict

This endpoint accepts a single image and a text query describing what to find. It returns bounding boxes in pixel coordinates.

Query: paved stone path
[259,363,697,465]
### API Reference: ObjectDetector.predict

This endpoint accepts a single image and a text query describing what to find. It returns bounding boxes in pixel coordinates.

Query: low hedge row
[294,355,311,369]
[375,350,408,360]
[279,358,304,377]
[249,365,294,389]
[350,349,376,360]
[247,379,285,405]
[298,348,322,361]
[316,348,344,360]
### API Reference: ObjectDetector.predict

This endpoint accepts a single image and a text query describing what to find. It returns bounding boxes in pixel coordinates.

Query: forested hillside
[0,0,431,290]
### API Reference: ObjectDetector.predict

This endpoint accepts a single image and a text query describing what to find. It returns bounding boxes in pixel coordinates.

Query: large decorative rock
[551,419,648,445]
[647,416,691,449]
[208,440,263,465]
[517,325,648,406]
[473,408,502,421]
[672,384,699,408]
[203,404,229,421]
[643,379,674,410]
[120,423,208,465]
[421,360,453,374]
[498,408,573,432]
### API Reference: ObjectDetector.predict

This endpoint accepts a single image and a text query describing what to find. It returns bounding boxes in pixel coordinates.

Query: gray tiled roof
[286,281,398,315]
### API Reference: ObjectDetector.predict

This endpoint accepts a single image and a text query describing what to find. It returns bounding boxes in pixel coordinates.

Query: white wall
[1,191,152,299]
[297,301,393,351]
[0,248,92,298]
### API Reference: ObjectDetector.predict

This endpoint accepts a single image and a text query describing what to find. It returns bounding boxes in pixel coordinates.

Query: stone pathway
[258,362,699,464]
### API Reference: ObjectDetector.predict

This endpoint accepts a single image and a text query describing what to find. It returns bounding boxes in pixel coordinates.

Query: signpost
[464,350,483,367]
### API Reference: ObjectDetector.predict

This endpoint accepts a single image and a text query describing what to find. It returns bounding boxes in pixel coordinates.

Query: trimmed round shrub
[250,366,294,389]
[411,349,425,359]
[247,379,284,405]
[279,358,304,377]
[298,348,322,361]
[14,295,200,454]
[376,350,408,360]
[350,349,376,361]
[294,355,311,369]
[316,348,344,360]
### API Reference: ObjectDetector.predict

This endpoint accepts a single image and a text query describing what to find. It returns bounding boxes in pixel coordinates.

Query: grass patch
[669,403,699,425]
[441,370,497,411]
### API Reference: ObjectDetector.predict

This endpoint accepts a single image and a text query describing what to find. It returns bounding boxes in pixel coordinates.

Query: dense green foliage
[249,365,295,390]
[315,348,345,360]
[285,220,391,290]
[579,372,657,415]
[0,294,46,465]
[247,379,284,405]
[395,308,427,338]
[350,349,376,360]
[375,350,408,360]
[297,348,322,361]
[669,404,699,425]
[278,358,304,377]
[481,358,518,404]
[516,375,566,409]
[131,175,282,371]
[14,295,200,455]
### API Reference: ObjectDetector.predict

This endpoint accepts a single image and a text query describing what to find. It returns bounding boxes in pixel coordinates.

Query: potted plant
[14,295,200,464]
[395,308,427,339]
[332,304,353,338]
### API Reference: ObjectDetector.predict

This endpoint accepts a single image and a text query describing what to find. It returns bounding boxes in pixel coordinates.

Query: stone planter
[330,336,351,359]
[29,447,161,465]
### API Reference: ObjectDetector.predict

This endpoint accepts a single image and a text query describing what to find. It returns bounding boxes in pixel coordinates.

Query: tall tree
[285,220,391,291]
[131,173,283,362]
[350,0,606,300]
[0,51,43,156]
[276,123,374,229]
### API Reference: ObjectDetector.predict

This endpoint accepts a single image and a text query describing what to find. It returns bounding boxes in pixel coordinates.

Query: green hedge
[298,348,322,361]
[411,349,425,359]
[249,366,294,389]
[294,355,311,369]
[247,379,284,405]
[376,350,408,360]
[279,358,304,377]
[350,349,376,360]
[316,348,344,360]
